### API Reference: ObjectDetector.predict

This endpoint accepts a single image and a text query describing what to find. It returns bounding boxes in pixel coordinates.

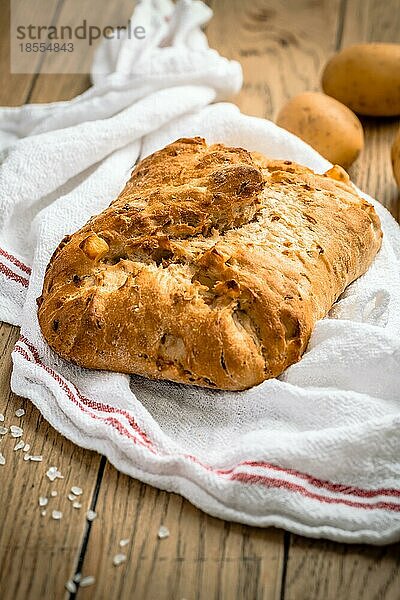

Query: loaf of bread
[37,138,382,390]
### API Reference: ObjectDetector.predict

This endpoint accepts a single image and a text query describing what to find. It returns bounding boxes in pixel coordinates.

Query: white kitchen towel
[0,0,399,545]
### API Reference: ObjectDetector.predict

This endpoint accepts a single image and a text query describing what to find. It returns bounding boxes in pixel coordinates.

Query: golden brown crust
[37,137,382,390]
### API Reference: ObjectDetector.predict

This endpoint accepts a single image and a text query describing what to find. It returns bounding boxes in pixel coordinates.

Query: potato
[392,128,400,187]
[276,91,364,168]
[322,43,400,116]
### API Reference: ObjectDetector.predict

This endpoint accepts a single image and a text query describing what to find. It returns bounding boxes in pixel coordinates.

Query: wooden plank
[206,0,343,119]
[38,0,134,75]
[340,0,400,46]
[1,0,90,105]
[0,0,37,105]
[0,324,102,600]
[75,463,284,600]
[0,2,102,598]
[26,0,133,102]
[28,72,90,103]
[284,536,400,600]
[349,119,400,221]
[285,0,400,596]
[342,0,400,219]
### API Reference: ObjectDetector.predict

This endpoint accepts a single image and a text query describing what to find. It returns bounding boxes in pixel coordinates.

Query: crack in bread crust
[37,137,382,390]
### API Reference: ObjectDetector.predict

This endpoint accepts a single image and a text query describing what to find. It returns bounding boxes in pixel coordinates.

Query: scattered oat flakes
[73,573,82,583]
[51,510,62,520]
[157,525,170,539]
[0,453,5,466]
[119,538,130,548]
[71,486,83,496]
[41,510,47,516]
[0,426,8,435]
[23,443,30,452]
[72,501,82,509]
[0,413,4,422]
[65,580,77,593]
[113,553,127,566]
[68,493,76,502]
[15,408,25,418]
[51,490,58,497]
[46,466,63,482]
[23,454,31,461]
[14,440,25,451]
[80,575,95,588]
[86,510,97,522]
[10,425,23,438]
[39,496,48,507]
[29,455,43,462]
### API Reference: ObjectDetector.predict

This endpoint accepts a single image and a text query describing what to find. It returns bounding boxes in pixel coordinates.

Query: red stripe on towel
[0,261,29,287]
[0,246,31,275]
[14,338,400,512]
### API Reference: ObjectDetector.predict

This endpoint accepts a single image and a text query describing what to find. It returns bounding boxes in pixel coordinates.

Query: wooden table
[1,1,399,598]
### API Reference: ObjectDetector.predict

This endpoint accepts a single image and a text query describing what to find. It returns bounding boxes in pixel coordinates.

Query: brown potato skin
[392,128,400,188]
[322,43,400,117]
[276,91,364,169]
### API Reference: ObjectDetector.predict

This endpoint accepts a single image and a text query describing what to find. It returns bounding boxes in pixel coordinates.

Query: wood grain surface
[78,464,284,600]
[0,0,399,599]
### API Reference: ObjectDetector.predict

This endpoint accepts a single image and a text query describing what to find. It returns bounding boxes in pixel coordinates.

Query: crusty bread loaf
[37,137,382,390]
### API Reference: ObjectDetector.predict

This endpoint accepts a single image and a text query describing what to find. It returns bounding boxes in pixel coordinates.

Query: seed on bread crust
[79,234,109,260]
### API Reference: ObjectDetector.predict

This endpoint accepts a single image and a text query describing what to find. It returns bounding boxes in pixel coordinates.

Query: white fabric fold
[0,0,399,544]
